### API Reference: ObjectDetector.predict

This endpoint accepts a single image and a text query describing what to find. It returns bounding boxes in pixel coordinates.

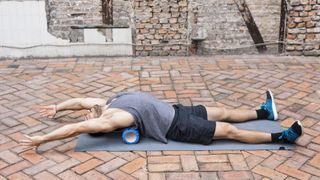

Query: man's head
[85,104,103,120]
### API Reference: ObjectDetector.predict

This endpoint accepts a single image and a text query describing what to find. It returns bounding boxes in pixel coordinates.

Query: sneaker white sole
[297,120,304,135]
[268,90,278,120]
[295,120,304,143]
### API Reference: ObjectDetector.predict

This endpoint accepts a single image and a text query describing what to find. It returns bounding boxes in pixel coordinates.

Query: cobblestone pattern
[0,56,319,179]
[286,0,320,56]
[134,0,189,56]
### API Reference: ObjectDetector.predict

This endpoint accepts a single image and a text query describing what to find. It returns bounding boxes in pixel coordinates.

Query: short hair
[92,104,103,117]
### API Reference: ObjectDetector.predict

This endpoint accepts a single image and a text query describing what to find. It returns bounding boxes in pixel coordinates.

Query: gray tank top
[107,92,175,143]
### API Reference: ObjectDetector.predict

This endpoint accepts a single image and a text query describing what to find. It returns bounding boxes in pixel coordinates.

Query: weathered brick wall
[44,0,319,56]
[190,0,281,55]
[190,0,254,54]
[45,0,102,42]
[45,0,133,42]
[247,1,281,44]
[286,0,320,56]
[134,0,189,56]
[113,0,134,27]
[130,0,282,55]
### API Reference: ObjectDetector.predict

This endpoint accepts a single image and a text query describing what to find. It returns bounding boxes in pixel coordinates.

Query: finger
[24,134,32,139]
[20,144,31,147]
[21,146,34,151]
[20,140,34,146]
[20,144,34,150]
[20,140,32,143]
[20,143,31,147]
[39,107,52,111]
[40,112,51,117]
[39,109,47,113]
[39,110,48,113]
[20,139,31,142]
[40,108,52,112]
[20,142,32,147]
[40,114,48,118]
[40,112,47,116]
[39,112,48,117]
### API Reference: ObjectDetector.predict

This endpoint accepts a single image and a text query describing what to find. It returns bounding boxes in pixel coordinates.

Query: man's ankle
[256,109,269,119]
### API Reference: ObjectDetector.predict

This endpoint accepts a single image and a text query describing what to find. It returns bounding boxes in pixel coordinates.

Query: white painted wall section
[0,1,68,47]
[84,29,107,43]
[0,0,133,58]
[113,29,133,43]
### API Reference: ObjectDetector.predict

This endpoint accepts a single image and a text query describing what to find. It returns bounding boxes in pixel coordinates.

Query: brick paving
[0,55,319,180]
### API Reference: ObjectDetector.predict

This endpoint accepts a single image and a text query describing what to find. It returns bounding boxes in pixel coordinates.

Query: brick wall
[45,0,133,42]
[45,0,102,42]
[113,0,134,27]
[190,0,281,55]
[134,0,189,56]
[190,0,254,54]
[286,0,320,56]
[44,0,319,56]
[133,0,282,56]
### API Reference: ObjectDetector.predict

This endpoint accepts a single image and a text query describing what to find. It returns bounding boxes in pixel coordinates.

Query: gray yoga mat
[75,120,294,151]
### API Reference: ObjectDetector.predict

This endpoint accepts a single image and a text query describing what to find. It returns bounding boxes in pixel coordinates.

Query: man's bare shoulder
[102,108,134,119]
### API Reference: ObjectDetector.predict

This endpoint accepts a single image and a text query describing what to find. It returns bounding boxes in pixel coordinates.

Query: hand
[36,105,57,118]
[84,111,90,121]
[19,135,44,149]
[84,110,94,121]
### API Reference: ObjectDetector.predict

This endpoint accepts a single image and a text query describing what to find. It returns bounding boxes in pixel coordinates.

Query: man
[20,90,303,148]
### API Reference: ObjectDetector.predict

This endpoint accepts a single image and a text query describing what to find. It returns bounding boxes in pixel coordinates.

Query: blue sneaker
[260,90,278,120]
[279,121,303,143]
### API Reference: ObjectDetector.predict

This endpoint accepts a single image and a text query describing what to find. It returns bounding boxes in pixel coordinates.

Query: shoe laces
[260,102,267,110]
[279,128,298,143]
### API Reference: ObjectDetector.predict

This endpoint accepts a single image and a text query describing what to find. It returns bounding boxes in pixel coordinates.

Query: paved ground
[0,55,319,180]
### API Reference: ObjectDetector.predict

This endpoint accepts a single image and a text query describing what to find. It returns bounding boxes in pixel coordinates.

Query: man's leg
[206,107,259,122]
[206,90,277,122]
[213,122,271,143]
[213,121,303,144]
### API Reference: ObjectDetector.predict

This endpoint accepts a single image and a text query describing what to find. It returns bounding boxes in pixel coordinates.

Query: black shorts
[166,104,216,145]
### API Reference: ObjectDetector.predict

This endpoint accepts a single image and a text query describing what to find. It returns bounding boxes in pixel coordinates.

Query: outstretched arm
[36,98,106,118]
[20,117,114,148]
[56,98,106,111]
